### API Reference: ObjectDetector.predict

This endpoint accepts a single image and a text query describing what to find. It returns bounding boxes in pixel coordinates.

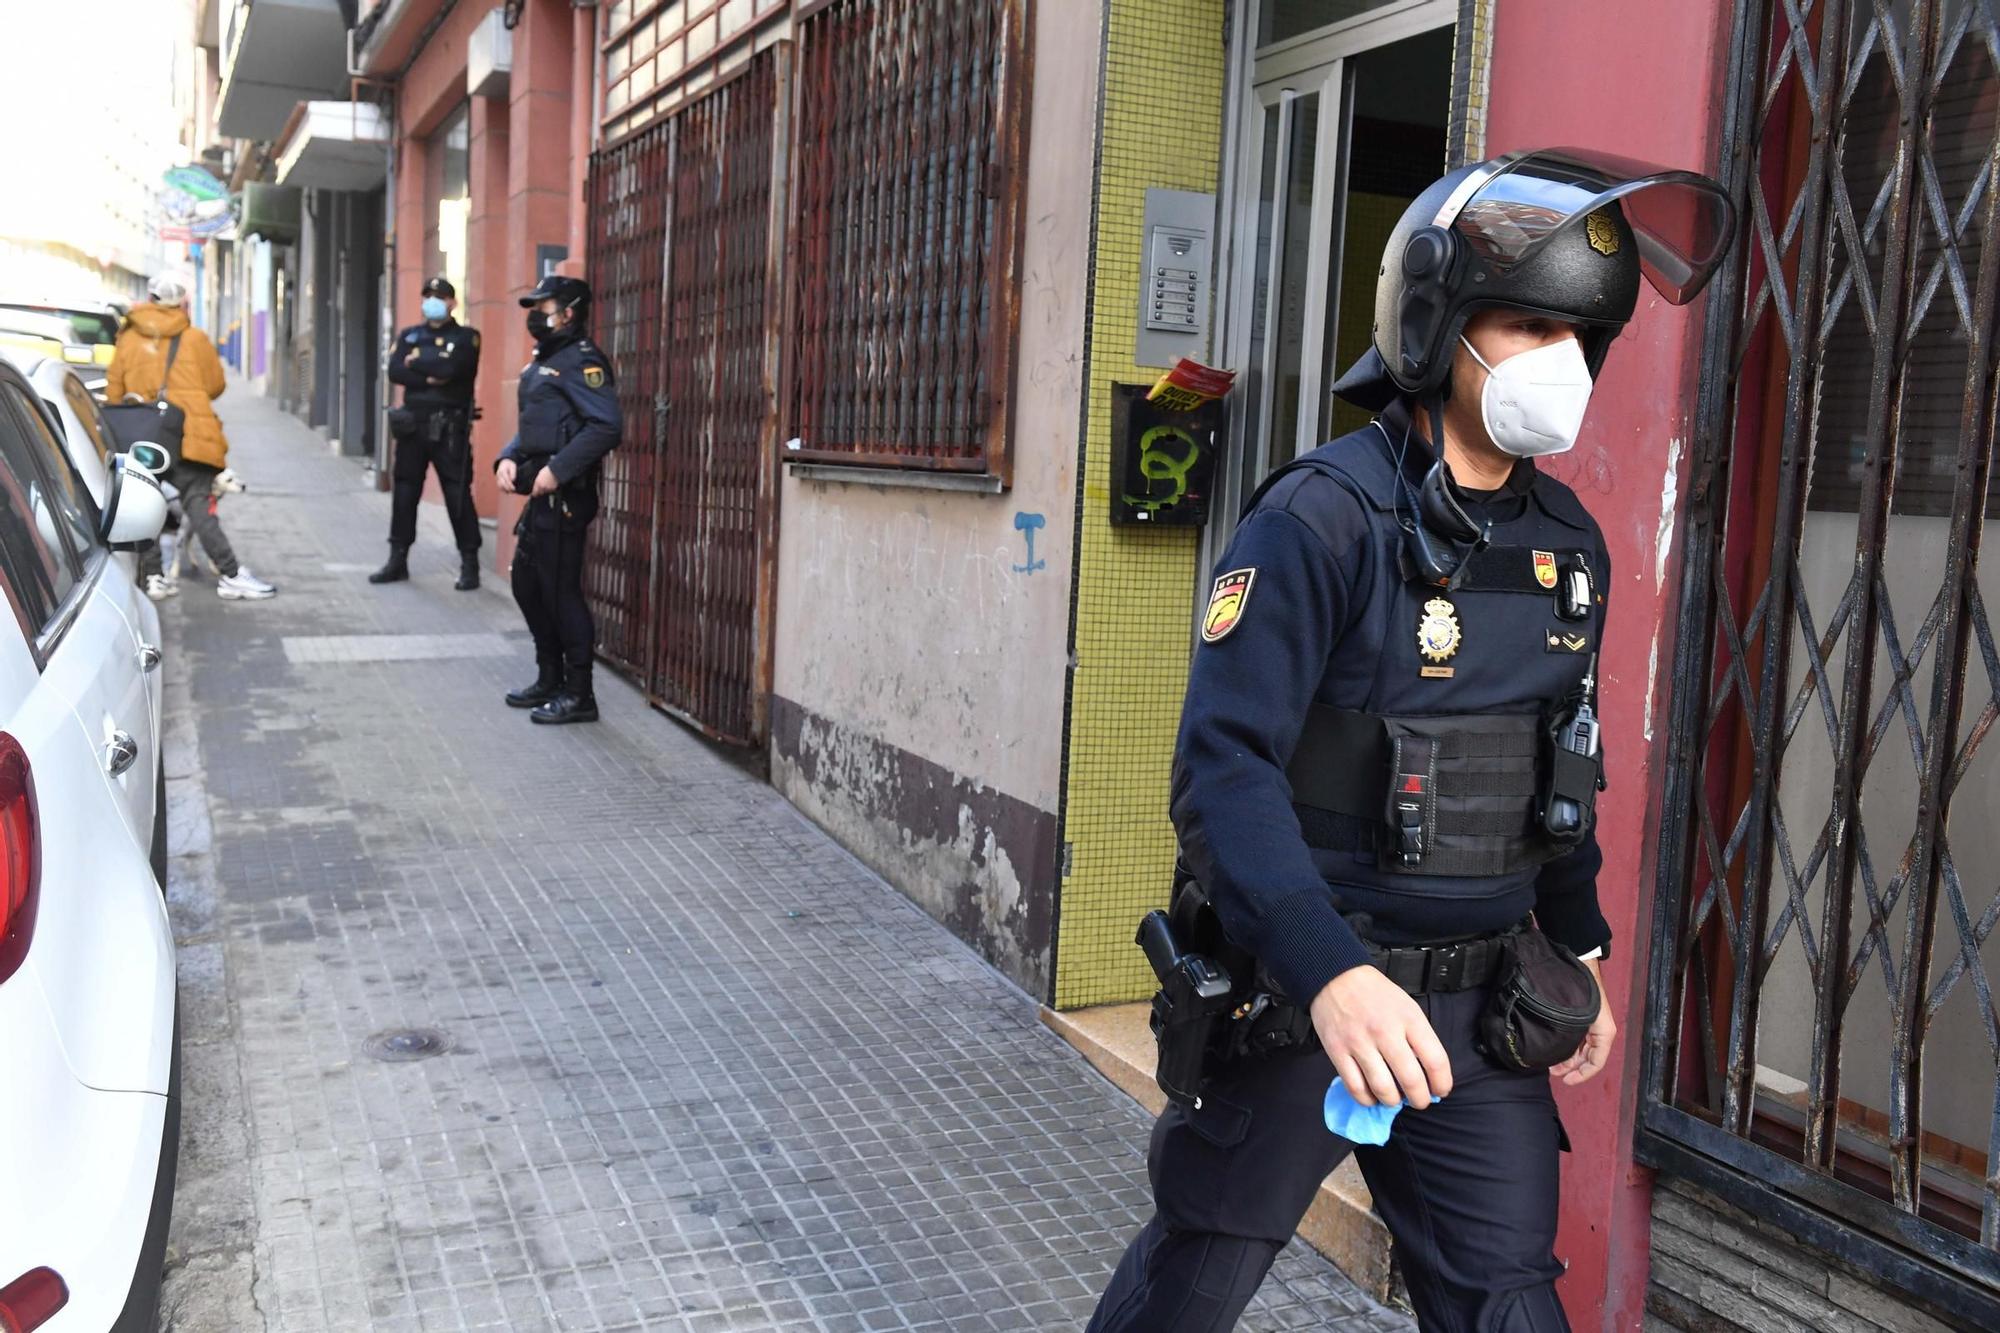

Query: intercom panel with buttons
[1136,189,1215,368]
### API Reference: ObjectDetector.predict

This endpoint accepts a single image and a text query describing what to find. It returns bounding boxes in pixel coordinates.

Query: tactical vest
[1250,435,1607,881]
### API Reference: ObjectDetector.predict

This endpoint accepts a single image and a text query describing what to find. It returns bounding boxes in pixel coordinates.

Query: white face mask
[1461,335,1594,458]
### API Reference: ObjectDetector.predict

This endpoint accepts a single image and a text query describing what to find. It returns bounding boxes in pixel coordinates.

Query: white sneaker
[143,574,178,601]
[216,568,276,600]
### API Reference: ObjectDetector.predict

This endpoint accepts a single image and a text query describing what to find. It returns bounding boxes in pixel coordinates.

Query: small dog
[164,466,246,583]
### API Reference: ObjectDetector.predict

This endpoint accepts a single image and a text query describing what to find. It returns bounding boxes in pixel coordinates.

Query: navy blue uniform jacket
[388,318,479,410]
[498,329,622,519]
[1173,407,1615,1011]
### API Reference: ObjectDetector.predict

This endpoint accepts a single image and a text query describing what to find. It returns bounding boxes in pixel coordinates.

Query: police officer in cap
[1088,150,1734,1331]
[494,273,622,724]
[376,276,484,589]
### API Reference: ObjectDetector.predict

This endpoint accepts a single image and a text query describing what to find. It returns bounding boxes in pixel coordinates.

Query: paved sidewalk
[157,383,1409,1332]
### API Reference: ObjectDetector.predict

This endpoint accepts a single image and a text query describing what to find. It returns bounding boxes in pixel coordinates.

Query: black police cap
[421,276,456,300]
[518,274,592,309]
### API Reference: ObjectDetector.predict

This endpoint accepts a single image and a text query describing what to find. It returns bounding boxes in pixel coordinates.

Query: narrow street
[156,385,1406,1331]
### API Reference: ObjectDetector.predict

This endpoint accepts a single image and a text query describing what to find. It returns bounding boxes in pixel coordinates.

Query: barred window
[1806,43,2000,517]
[786,0,1029,475]
[1642,0,2000,1312]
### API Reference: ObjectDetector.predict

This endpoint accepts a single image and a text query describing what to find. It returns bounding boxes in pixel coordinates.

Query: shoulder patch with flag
[1201,569,1256,643]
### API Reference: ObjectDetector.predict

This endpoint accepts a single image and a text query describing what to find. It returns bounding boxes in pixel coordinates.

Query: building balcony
[216,0,352,141]
[276,101,389,192]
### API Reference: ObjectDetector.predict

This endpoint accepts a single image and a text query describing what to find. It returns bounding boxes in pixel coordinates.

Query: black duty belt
[1366,928,1517,995]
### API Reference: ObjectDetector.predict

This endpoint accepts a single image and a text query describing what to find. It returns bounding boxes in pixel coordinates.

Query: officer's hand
[530,466,560,497]
[1309,966,1453,1110]
[496,459,518,491]
[1551,957,1617,1086]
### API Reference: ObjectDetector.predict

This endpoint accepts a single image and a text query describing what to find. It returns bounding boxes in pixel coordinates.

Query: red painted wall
[387,0,583,573]
[1486,1,1736,1327]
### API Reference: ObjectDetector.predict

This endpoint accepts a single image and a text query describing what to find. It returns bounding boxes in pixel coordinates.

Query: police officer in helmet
[376,276,483,589]
[494,273,622,724]
[1089,150,1733,1331]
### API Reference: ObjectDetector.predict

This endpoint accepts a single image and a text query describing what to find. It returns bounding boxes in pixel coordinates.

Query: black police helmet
[1333,148,1735,411]
[519,273,592,313]
[421,276,456,300]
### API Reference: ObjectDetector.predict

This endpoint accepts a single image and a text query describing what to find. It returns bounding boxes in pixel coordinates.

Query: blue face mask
[421,297,449,322]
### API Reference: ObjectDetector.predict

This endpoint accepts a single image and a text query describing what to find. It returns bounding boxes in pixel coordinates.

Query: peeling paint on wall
[1644,631,1661,743]
[769,696,1058,999]
[1655,434,1683,597]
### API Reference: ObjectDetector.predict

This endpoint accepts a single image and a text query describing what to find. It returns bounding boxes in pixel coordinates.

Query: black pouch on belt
[386,407,419,440]
[1479,928,1601,1071]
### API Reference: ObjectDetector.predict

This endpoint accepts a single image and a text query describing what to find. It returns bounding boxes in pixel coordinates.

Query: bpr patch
[1533,549,1558,589]
[1202,569,1255,643]
[583,365,606,389]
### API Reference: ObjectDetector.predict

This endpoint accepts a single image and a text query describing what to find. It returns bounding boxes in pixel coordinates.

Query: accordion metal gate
[583,51,787,747]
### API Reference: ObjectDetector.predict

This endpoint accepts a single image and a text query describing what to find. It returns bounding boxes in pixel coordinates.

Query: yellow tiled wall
[1453,0,1494,164]
[1054,0,1228,1011]
[1054,0,1492,1010]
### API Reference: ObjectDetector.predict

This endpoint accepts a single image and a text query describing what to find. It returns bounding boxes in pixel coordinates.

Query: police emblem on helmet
[1418,597,1462,663]
[1586,211,1621,256]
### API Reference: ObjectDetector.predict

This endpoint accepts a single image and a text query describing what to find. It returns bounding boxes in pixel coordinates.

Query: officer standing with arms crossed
[375,276,484,589]
[494,274,622,725]
[1089,151,1734,1331]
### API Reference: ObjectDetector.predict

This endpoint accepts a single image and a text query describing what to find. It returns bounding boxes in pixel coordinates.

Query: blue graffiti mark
[1012,511,1047,574]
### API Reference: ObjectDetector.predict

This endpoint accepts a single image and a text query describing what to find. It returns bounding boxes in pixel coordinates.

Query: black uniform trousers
[510,503,595,676]
[389,407,481,553]
[1088,986,1570,1333]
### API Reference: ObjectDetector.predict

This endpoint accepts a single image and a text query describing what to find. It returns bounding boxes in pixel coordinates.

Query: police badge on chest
[1417,597,1461,678]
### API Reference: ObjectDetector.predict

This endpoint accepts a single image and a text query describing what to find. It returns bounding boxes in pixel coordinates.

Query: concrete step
[1040,1002,1395,1302]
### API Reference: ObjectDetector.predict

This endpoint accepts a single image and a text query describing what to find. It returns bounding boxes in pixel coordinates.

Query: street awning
[277,102,390,192]
[216,0,352,141]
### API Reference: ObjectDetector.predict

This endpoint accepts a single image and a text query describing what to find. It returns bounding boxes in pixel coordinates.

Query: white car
[0,355,177,1332]
[1,349,124,512]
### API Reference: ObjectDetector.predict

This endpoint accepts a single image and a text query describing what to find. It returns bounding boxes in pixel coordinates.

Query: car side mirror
[125,442,170,476]
[100,455,168,546]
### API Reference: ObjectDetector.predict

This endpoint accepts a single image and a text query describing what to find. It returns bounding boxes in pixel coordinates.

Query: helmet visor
[1443,148,1736,305]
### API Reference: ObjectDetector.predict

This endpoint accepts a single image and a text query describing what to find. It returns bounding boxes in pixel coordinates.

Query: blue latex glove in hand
[1324,1077,1437,1145]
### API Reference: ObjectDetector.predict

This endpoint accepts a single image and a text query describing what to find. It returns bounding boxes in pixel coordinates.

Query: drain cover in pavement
[365,1028,449,1062]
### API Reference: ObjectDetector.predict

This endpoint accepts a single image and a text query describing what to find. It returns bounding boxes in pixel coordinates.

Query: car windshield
[0,304,118,345]
[0,310,82,346]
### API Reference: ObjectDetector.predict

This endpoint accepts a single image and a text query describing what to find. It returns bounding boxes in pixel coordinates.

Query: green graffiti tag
[1121,424,1201,513]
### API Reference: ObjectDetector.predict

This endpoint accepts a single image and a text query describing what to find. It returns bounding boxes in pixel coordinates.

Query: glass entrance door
[1233,66,1346,508]
[1209,1,1455,548]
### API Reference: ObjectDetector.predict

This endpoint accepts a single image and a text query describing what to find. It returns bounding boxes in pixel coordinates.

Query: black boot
[455,550,481,592]
[531,666,599,725]
[368,544,410,584]
[506,660,563,709]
